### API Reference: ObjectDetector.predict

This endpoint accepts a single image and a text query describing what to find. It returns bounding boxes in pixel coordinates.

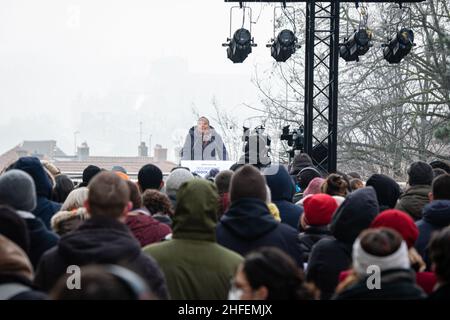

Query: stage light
[267,29,300,62]
[222,28,256,63]
[339,28,373,62]
[383,28,415,64]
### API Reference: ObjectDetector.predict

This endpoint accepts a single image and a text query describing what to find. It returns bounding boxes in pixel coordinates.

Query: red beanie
[370,209,419,248]
[303,193,338,226]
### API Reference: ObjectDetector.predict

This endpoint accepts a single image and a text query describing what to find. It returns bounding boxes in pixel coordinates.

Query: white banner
[180,160,235,178]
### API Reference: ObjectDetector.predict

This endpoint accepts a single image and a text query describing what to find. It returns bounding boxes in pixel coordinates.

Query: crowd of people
[0,154,449,300]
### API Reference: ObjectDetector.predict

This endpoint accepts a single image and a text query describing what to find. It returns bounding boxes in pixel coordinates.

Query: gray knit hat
[0,170,37,212]
[165,168,194,198]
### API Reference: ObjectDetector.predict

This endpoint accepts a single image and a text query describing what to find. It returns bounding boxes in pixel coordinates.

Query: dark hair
[230,165,266,203]
[50,265,154,300]
[80,165,101,187]
[214,170,233,195]
[359,228,402,257]
[52,175,74,203]
[138,164,163,191]
[297,167,321,190]
[322,173,348,197]
[142,189,174,216]
[429,226,450,283]
[243,247,314,300]
[0,205,30,254]
[432,173,450,200]
[126,180,142,210]
[87,172,130,218]
[433,168,447,179]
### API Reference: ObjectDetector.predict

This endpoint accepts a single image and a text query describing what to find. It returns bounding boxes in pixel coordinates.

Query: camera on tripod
[280,125,304,158]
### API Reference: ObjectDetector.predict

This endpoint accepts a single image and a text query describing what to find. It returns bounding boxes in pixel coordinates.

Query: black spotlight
[267,29,300,62]
[222,28,256,63]
[383,28,415,64]
[339,28,373,62]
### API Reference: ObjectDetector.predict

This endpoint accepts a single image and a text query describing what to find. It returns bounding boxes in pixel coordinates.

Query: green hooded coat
[143,179,243,300]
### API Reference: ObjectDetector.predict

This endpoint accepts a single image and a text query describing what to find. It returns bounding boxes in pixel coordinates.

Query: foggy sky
[0,0,282,160]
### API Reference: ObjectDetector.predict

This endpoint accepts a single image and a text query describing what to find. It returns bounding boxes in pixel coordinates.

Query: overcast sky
[0,0,288,160]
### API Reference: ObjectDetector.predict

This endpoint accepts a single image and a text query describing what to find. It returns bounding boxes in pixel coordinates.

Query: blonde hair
[61,187,89,211]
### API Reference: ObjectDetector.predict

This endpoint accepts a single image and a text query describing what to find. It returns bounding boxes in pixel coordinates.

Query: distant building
[0,140,175,175]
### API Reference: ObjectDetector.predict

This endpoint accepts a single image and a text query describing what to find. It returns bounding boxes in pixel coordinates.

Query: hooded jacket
[264,165,303,229]
[180,126,228,161]
[0,235,47,300]
[125,210,172,247]
[14,157,61,229]
[217,198,303,267]
[366,174,401,211]
[143,180,242,300]
[415,200,450,268]
[34,216,169,299]
[306,187,379,300]
[396,185,431,221]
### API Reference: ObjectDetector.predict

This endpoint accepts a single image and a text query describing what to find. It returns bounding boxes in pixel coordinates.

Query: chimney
[138,141,148,157]
[77,142,90,161]
[153,144,167,162]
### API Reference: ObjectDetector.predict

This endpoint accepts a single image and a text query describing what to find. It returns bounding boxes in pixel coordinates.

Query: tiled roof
[52,156,176,174]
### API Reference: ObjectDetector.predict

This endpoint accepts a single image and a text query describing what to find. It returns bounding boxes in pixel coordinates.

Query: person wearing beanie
[143,179,242,299]
[307,187,379,300]
[138,164,164,192]
[0,205,30,254]
[0,169,59,268]
[370,209,435,294]
[0,235,48,300]
[165,168,194,208]
[263,164,304,229]
[366,173,401,211]
[12,157,62,229]
[298,194,336,263]
[334,228,426,300]
[396,161,434,220]
[215,170,233,217]
[415,173,450,269]
[78,165,101,188]
[217,165,304,268]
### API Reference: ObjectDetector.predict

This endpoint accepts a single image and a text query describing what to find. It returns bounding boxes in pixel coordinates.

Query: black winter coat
[334,269,426,300]
[298,226,332,263]
[34,216,169,299]
[24,217,59,268]
[216,198,303,267]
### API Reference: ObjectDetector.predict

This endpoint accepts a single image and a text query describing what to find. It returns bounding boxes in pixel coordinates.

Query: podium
[180,160,235,178]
